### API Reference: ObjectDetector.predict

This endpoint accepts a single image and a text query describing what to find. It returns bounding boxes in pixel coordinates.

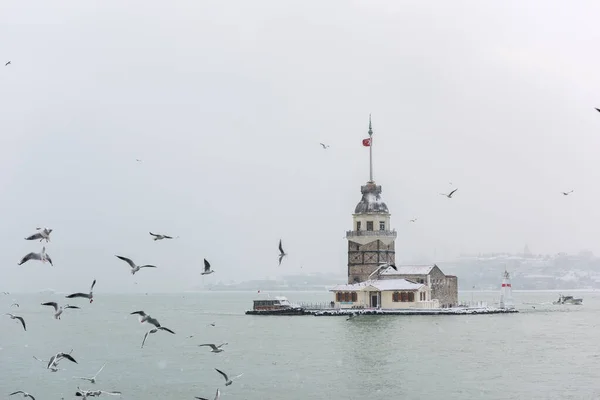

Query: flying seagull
[198,343,228,353]
[130,311,162,327]
[115,255,157,275]
[595,108,600,113]
[387,264,398,271]
[75,388,121,399]
[5,61,11,66]
[278,239,287,266]
[5,313,26,331]
[440,188,458,198]
[11,303,19,307]
[215,368,243,386]
[149,232,176,241]
[47,351,77,370]
[141,326,175,348]
[18,247,53,266]
[195,389,221,400]
[73,363,106,384]
[202,259,214,275]
[41,302,79,320]
[409,218,417,223]
[562,190,574,196]
[319,143,330,149]
[24,228,52,243]
[66,279,97,303]
[346,312,358,321]
[9,391,34,400]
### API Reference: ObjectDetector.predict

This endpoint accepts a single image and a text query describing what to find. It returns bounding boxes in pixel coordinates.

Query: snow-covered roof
[380,265,435,275]
[329,279,423,292]
[354,182,389,214]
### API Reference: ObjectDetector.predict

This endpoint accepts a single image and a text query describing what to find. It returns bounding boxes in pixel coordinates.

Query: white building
[329,279,439,309]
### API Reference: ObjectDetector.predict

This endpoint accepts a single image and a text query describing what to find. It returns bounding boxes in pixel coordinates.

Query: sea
[1,290,599,400]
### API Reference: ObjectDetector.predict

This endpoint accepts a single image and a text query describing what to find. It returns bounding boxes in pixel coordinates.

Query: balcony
[346,230,397,238]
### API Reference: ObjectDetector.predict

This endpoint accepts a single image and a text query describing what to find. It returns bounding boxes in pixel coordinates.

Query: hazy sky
[2,1,600,292]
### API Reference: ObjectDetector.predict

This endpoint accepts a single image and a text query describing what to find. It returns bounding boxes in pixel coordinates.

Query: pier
[245,307,519,316]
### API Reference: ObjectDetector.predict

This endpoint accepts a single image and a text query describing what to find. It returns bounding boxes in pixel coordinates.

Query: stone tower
[345,117,397,283]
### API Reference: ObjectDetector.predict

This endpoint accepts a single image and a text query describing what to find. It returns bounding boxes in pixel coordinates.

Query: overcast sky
[2,0,600,292]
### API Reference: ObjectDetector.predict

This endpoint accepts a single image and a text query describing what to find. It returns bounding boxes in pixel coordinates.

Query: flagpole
[368,114,373,182]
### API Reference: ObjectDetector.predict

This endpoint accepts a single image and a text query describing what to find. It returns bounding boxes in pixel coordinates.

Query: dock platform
[245,307,519,316]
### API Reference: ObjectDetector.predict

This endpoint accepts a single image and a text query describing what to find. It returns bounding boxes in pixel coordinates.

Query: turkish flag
[362,138,371,147]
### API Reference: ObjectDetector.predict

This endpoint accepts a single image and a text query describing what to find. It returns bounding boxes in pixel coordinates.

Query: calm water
[1,290,599,400]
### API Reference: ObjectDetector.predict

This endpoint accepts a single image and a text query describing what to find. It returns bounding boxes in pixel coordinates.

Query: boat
[245,296,307,315]
[553,294,583,305]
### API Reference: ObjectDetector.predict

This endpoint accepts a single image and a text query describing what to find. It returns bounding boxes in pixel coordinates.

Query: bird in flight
[73,363,107,384]
[47,351,78,370]
[198,343,228,353]
[41,302,80,320]
[115,255,157,275]
[75,388,121,399]
[202,259,214,275]
[141,326,175,348]
[9,391,34,400]
[319,143,330,149]
[135,159,142,162]
[562,190,574,196]
[409,218,417,223]
[195,388,220,400]
[24,228,52,243]
[278,239,287,266]
[18,247,53,266]
[149,232,175,241]
[215,368,243,386]
[595,108,600,113]
[5,313,26,331]
[65,279,97,303]
[5,61,11,66]
[130,310,162,328]
[440,189,458,198]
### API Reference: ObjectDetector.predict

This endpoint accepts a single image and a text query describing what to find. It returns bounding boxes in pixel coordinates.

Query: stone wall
[347,239,396,283]
[432,275,458,308]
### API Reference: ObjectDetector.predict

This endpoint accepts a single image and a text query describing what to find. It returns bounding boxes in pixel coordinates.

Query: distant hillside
[192,272,346,291]
[437,250,600,290]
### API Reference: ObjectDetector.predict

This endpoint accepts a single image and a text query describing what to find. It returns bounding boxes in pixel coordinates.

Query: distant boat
[553,294,582,305]
[245,296,305,315]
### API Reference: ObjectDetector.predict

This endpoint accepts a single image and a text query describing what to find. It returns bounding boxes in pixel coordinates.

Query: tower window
[366,221,373,231]
[379,221,385,231]
[356,221,361,231]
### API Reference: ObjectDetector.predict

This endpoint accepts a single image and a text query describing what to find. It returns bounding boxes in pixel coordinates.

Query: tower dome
[354,182,389,214]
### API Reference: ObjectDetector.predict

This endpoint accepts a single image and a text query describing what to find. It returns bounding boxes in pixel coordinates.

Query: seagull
[18,247,53,266]
[33,354,65,372]
[409,218,417,223]
[319,143,330,149]
[75,388,121,399]
[11,303,19,307]
[136,159,142,162]
[195,389,221,400]
[215,368,243,386]
[5,61,11,66]
[278,239,287,266]
[149,232,176,241]
[198,343,228,353]
[208,322,216,327]
[5,313,26,331]
[66,279,97,303]
[130,311,161,327]
[74,363,106,384]
[387,264,398,271]
[141,326,175,348]
[346,313,358,321]
[9,391,34,400]
[41,302,79,320]
[595,108,600,113]
[440,188,458,198]
[562,190,574,196]
[115,255,157,275]
[24,228,52,243]
[202,259,214,275]
[47,351,77,370]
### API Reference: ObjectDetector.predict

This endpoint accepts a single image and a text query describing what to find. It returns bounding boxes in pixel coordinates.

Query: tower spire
[368,114,373,182]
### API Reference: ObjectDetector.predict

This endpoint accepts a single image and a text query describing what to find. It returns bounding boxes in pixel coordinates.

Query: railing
[297,302,338,310]
[346,230,397,238]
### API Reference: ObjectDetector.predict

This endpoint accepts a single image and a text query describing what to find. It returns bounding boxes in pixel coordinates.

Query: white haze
[2,0,600,292]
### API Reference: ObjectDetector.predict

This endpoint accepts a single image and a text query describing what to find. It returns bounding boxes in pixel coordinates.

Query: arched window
[408,292,415,302]
[351,292,357,302]
[344,292,351,302]
[401,292,408,302]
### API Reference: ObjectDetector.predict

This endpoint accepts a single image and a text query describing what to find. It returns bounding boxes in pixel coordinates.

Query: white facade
[330,279,439,310]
